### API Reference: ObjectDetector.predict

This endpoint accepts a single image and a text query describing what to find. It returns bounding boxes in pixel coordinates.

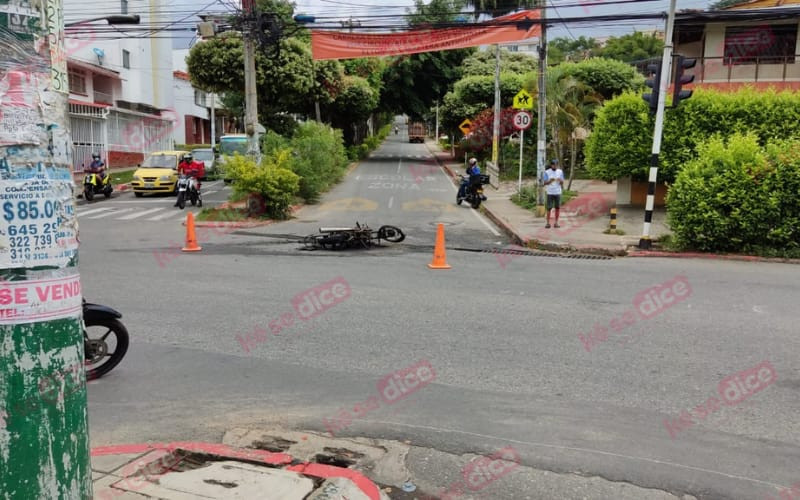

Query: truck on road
[408,122,426,143]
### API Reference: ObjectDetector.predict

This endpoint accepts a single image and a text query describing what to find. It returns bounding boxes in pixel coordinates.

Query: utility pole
[242,0,260,161]
[639,0,676,249]
[435,100,439,141]
[210,92,216,147]
[492,45,501,169]
[1,0,90,497]
[536,1,547,216]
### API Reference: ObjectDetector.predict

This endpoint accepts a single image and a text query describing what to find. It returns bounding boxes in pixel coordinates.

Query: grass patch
[511,185,577,211]
[109,169,136,185]
[603,228,626,235]
[196,207,247,222]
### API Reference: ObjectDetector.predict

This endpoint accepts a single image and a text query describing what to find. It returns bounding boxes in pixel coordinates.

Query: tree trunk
[567,137,577,191]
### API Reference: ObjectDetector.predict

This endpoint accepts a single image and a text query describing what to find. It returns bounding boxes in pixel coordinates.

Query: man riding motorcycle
[457,157,481,201]
[174,153,205,207]
[85,153,106,184]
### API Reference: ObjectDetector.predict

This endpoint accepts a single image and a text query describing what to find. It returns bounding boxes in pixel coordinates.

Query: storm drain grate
[312,447,366,468]
[478,248,615,260]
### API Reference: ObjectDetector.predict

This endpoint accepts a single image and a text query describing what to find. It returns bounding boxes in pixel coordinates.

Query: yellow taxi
[131,151,189,197]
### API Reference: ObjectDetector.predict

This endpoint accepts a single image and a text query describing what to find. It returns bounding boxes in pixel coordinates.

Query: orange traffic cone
[428,223,451,269]
[182,212,202,252]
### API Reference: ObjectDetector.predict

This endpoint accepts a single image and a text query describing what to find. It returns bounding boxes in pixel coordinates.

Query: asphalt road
[76,129,800,499]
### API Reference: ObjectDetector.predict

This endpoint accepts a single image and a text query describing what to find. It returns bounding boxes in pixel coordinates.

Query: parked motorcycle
[83,300,129,379]
[83,170,113,201]
[457,174,490,209]
[176,173,201,209]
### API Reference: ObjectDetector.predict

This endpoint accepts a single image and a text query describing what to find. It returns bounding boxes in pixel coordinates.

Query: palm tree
[544,73,601,190]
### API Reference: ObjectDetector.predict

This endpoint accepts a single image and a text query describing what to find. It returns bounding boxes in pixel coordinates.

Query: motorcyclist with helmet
[457,157,481,201]
[174,153,205,207]
[85,153,106,184]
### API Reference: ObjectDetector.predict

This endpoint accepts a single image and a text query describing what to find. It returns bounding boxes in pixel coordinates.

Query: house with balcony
[64,0,177,172]
[672,5,800,91]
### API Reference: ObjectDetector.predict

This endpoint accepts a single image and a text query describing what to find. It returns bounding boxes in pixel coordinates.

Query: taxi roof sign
[513,89,533,110]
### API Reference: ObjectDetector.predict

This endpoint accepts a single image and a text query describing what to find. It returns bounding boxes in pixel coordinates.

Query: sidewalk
[91,441,391,499]
[428,144,671,256]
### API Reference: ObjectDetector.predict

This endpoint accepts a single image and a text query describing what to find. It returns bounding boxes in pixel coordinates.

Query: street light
[65,14,140,27]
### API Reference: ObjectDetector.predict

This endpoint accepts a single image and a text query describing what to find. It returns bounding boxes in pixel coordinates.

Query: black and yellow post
[609,207,618,230]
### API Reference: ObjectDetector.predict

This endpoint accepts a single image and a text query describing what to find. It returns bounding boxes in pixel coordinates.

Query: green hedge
[224,151,300,220]
[585,88,800,183]
[289,121,349,203]
[666,133,800,255]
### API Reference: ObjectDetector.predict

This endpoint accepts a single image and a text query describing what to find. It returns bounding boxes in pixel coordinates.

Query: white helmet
[469,158,477,165]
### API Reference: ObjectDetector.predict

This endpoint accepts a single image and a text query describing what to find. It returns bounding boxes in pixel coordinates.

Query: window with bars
[724,24,797,65]
[68,69,86,94]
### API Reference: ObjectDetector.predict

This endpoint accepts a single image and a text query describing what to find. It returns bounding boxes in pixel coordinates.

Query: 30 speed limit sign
[512,111,532,130]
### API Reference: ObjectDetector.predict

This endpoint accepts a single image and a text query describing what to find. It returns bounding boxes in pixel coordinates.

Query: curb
[92,441,385,500]
[627,249,800,264]
[427,148,626,257]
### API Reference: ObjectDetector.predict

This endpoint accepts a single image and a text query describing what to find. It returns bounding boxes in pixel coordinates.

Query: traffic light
[672,55,696,108]
[642,61,662,115]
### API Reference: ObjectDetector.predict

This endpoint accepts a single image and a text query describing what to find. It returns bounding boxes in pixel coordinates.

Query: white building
[171,48,231,146]
[64,0,176,170]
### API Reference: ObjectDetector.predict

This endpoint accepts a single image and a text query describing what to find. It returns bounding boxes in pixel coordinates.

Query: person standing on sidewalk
[543,159,564,228]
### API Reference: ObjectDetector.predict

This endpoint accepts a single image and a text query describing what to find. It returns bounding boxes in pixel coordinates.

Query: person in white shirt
[543,158,565,228]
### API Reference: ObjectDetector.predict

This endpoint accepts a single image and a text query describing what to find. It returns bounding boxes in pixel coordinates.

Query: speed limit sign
[513,111,532,130]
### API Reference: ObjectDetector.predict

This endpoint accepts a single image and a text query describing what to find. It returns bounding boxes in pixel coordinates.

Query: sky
[171,0,717,49]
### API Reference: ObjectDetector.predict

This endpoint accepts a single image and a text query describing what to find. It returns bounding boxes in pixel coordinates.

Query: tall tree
[597,31,664,63]
[379,0,475,119]
[461,46,537,76]
[548,36,601,64]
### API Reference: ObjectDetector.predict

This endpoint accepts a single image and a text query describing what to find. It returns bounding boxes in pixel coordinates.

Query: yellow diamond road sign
[459,119,472,135]
[513,89,533,110]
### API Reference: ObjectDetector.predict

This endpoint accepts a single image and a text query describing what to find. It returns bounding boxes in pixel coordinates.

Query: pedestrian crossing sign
[513,89,533,110]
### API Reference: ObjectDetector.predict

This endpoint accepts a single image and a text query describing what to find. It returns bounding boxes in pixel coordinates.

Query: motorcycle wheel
[84,187,94,202]
[471,198,481,209]
[190,192,197,206]
[134,192,144,198]
[456,193,463,205]
[104,186,112,198]
[177,192,185,209]
[84,317,129,380]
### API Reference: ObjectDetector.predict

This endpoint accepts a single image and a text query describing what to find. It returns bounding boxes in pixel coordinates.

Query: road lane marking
[86,208,134,219]
[76,207,114,218]
[202,190,218,195]
[388,196,394,209]
[147,210,184,221]
[116,207,165,220]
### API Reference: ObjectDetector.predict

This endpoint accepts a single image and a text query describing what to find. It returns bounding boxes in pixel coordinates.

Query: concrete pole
[536,5,547,216]
[491,45,501,168]
[0,0,91,496]
[210,92,216,147]
[242,0,260,161]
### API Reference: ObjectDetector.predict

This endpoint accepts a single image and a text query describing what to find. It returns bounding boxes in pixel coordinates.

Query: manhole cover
[428,221,458,227]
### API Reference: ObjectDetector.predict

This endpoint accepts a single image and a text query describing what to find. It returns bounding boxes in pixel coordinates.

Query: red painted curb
[91,442,383,500]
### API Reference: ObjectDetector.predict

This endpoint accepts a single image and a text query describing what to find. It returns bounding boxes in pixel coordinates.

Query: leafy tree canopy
[597,31,664,63]
[548,36,600,64]
[461,46,537,76]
